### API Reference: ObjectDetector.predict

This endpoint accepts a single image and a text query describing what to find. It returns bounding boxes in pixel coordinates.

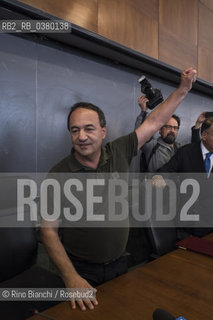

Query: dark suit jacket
[158,142,206,173]
[158,141,213,237]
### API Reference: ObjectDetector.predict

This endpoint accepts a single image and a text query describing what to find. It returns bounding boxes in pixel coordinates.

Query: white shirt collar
[201,141,213,177]
[201,141,213,160]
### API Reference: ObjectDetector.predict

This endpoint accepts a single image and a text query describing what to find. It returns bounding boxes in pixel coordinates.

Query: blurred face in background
[202,123,213,153]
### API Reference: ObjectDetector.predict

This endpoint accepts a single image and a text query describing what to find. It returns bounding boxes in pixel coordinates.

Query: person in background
[154,117,213,238]
[158,116,213,174]
[135,97,202,172]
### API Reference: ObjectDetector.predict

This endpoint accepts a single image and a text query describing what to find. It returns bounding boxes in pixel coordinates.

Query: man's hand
[41,223,98,312]
[152,175,167,188]
[195,112,207,129]
[138,95,149,111]
[135,67,197,150]
[179,67,197,93]
[64,273,98,311]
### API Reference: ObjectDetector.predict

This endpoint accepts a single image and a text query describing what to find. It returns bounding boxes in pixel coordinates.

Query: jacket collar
[68,147,111,172]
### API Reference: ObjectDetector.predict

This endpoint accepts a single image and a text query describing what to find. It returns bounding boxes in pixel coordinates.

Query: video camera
[138,76,164,109]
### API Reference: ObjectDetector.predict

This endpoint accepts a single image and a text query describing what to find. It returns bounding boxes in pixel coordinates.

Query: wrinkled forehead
[69,108,100,127]
[165,117,178,126]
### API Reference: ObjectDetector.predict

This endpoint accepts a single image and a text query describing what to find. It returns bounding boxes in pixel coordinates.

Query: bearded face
[159,118,179,145]
[162,131,176,144]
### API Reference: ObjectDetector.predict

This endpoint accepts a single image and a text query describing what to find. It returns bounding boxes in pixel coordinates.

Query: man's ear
[102,126,107,139]
[201,131,207,142]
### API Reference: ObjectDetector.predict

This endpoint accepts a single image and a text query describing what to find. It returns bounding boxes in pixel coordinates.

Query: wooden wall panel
[98,0,158,59]
[18,0,213,83]
[19,0,98,32]
[159,0,198,70]
[199,0,213,12]
[198,3,213,82]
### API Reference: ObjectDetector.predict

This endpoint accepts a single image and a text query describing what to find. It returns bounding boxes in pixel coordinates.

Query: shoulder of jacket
[178,142,200,153]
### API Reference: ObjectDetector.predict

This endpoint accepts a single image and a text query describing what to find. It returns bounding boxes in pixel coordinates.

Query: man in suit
[158,117,213,173]
[156,117,213,237]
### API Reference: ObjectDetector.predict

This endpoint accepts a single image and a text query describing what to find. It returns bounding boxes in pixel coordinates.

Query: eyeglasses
[163,125,179,131]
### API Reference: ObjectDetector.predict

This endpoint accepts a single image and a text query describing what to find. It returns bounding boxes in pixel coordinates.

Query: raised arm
[135,67,197,150]
[135,95,149,129]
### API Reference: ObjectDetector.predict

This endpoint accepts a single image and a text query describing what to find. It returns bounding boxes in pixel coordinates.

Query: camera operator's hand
[194,112,207,129]
[179,67,197,93]
[138,95,149,111]
[136,67,197,150]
